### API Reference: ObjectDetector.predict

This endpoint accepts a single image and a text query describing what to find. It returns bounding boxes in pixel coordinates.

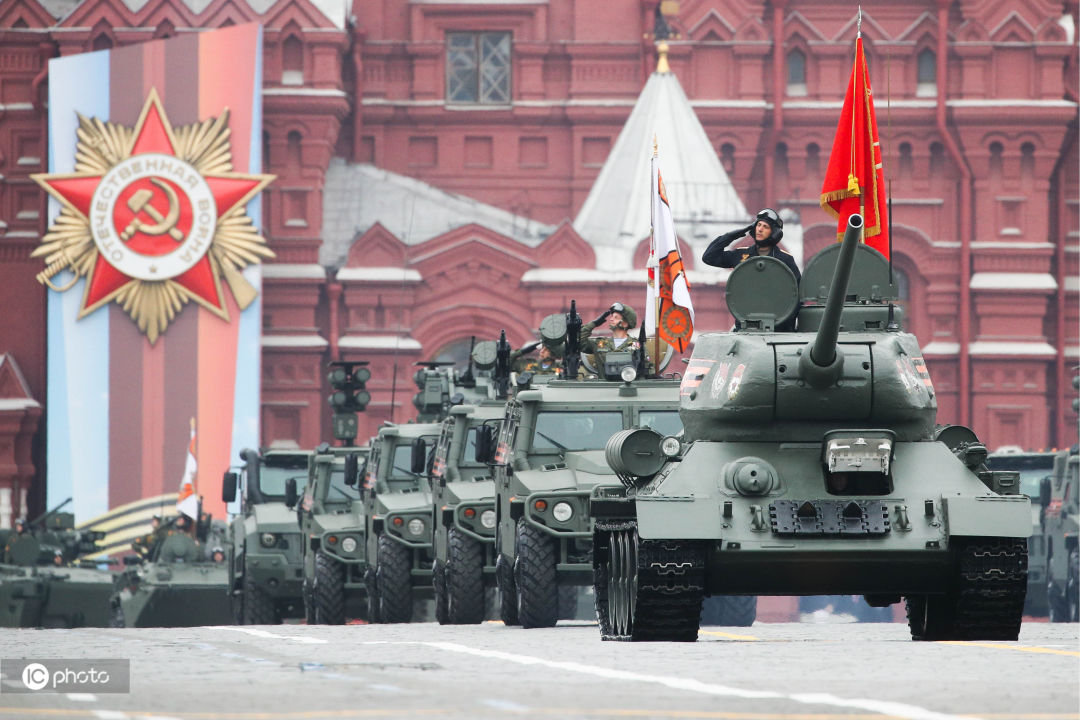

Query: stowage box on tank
[592,214,1031,642]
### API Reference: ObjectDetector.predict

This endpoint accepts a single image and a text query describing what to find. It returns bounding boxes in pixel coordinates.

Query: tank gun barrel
[800,214,862,388]
[29,497,73,527]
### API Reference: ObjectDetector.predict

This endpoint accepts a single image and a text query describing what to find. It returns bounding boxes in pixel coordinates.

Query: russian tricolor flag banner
[33,24,270,549]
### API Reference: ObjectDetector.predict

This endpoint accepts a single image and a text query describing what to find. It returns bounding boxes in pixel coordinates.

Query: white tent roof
[573,64,750,271]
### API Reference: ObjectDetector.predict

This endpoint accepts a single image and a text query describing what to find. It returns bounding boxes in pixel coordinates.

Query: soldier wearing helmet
[580,302,638,355]
[702,208,801,284]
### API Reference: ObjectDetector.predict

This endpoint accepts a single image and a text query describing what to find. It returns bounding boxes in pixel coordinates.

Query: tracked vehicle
[592,215,1031,642]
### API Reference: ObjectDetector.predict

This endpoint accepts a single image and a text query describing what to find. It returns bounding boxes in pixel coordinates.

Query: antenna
[388,196,417,422]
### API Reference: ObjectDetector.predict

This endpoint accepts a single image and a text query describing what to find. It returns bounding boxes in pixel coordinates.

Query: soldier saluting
[702,208,801,284]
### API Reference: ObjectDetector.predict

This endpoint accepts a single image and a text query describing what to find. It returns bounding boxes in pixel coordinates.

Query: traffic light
[328,361,371,443]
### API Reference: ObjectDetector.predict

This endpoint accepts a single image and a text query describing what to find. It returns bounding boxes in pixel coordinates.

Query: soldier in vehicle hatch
[517,344,562,376]
[580,302,639,354]
[3,518,30,563]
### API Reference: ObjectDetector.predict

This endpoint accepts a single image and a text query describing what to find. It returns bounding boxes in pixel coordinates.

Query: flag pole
[651,137,660,377]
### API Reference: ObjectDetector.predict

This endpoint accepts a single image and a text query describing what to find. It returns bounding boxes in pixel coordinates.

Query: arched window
[720,142,736,176]
[787,49,807,96]
[929,141,944,176]
[774,142,789,185]
[1021,142,1035,179]
[282,35,303,85]
[989,141,1004,178]
[92,33,113,51]
[805,142,820,177]
[917,49,936,96]
[899,142,913,177]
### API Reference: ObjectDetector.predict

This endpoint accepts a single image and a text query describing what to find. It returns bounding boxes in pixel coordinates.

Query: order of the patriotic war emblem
[31,89,275,343]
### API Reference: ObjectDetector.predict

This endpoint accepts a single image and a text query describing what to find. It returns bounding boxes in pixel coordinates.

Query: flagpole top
[656,41,670,74]
[653,134,658,156]
[857,6,862,37]
[189,416,195,430]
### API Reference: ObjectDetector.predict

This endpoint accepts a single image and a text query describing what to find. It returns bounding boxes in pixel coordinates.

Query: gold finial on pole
[656,41,670,74]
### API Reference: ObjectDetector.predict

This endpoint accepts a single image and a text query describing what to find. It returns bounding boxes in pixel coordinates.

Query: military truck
[1041,447,1078,622]
[292,443,368,624]
[109,520,232,627]
[591,214,1031,642]
[430,402,505,624]
[0,501,114,628]
[987,448,1057,615]
[486,374,683,628]
[221,447,311,624]
[361,421,443,623]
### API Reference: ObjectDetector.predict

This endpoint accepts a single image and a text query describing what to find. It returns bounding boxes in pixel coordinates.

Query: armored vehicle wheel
[231,588,244,625]
[1067,549,1079,622]
[109,598,125,628]
[364,567,383,624]
[495,553,519,625]
[433,560,449,625]
[376,535,413,623]
[593,520,704,642]
[514,518,558,628]
[700,596,757,627]
[302,578,316,624]
[445,528,485,624]
[242,573,278,625]
[558,585,579,620]
[908,537,1027,641]
[313,552,345,625]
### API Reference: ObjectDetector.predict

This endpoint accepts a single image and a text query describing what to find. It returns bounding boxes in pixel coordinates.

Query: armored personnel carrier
[292,444,368,624]
[1040,447,1078,622]
[0,501,114,628]
[430,402,505,624]
[222,446,311,624]
[987,448,1058,615]
[592,215,1031,642]
[488,373,682,628]
[109,524,232,627]
[361,421,443,623]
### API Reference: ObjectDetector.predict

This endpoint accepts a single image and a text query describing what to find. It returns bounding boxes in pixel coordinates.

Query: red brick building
[0,0,1076,519]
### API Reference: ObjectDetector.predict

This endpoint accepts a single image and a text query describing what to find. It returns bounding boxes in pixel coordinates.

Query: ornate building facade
[0,0,1076,520]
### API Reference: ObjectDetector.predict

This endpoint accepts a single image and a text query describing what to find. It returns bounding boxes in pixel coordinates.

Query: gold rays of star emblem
[31,89,276,343]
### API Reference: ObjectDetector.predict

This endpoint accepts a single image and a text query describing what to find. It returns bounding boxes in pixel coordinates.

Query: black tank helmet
[754,208,784,248]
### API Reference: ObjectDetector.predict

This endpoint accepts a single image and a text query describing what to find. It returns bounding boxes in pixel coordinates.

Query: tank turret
[682,213,935,443]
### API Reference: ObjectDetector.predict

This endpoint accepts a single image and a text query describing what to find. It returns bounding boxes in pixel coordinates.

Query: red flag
[820,36,889,258]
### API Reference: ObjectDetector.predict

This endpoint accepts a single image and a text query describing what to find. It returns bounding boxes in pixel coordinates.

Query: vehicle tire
[109,598,125,628]
[242,573,278,625]
[700,596,757,627]
[495,553,519,626]
[433,559,448,625]
[313,552,345,625]
[376,535,413,623]
[514,518,558,628]
[302,577,316,624]
[365,567,383,624]
[1068,549,1079,623]
[446,528,485,624]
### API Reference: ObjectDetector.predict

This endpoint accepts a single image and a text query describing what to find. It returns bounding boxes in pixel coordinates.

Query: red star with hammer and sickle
[36,91,270,317]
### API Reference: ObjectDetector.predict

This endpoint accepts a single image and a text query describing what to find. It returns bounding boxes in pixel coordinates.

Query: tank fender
[944,495,1031,538]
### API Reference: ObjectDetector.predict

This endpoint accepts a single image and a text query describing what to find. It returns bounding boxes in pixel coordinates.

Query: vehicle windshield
[638,410,683,437]
[533,411,624,452]
[459,427,484,467]
[987,455,1055,498]
[327,466,355,501]
[388,444,419,481]
[259,464,308,497]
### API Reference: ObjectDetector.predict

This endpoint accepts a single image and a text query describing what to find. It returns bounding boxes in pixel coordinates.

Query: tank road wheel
[908,538,1027,641]
[495,553,519,626]
[313,552,346,625]
[593,519,704,642]
[514,518,558,628]
[446,528,485,624]
[376,535,413,623]
[700,596,757,627]
[242,573,278,625]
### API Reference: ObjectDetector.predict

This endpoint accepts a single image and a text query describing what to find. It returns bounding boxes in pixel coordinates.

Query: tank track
[594,519,704,642]
[907,537,1027,641]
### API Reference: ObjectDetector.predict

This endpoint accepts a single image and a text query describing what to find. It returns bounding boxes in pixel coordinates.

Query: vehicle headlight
[407,518,426,536]
[480,509,496,529]
[551,502,573,522]
[660,436,682,458]
[341,536,358,553]
[620,366,637,383]
[260,533,276,548]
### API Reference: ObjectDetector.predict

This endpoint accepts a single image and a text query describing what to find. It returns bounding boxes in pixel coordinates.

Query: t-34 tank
[592,214,1031,642]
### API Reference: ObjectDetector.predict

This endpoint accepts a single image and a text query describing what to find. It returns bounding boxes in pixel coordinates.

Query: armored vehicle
[222,447,311,624]
[1040,447,1078,621]
[0,501,114,628]
[293,444,368,624]
[430,402,505,624]
[987,448,1057,615]
[488,374,682,628]
[361,421,443,623]
[109,524,232,627]
[591,215,1031,642]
